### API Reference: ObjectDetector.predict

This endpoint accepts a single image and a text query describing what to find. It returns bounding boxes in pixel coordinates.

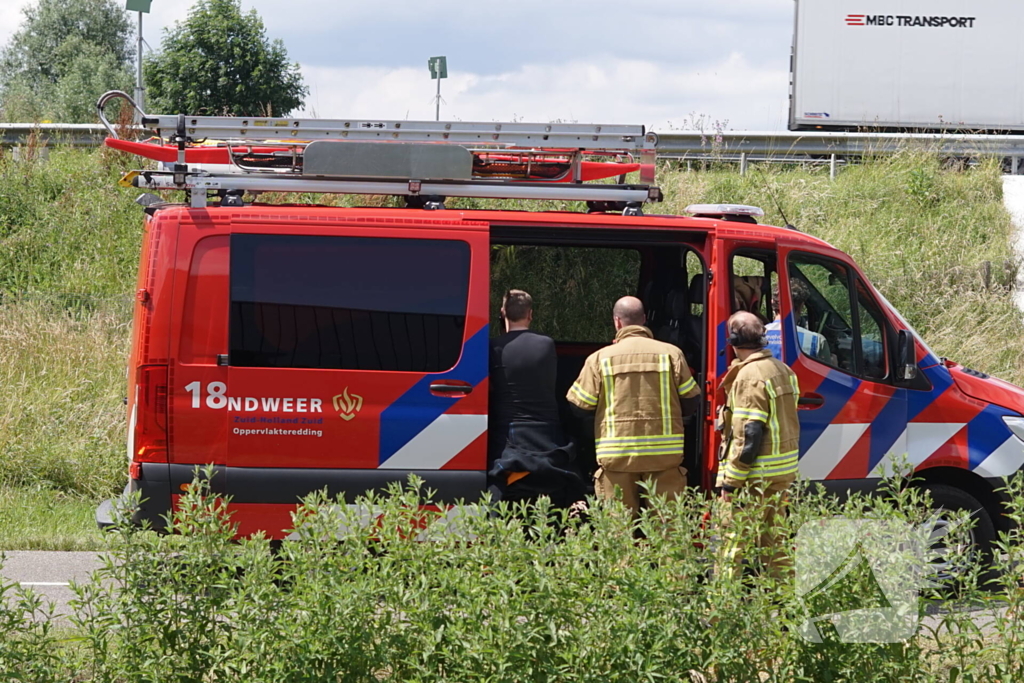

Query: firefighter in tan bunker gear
[566,296,701,513]
[717,311,801,577]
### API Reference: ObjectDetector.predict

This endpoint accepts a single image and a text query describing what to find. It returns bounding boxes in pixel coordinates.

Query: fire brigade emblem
[333,388,363,421]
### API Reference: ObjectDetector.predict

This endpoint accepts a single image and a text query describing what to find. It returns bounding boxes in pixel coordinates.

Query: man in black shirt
[488,290,581,506]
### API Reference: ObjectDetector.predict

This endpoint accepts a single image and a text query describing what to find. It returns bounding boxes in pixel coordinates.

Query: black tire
[917,483,998,590]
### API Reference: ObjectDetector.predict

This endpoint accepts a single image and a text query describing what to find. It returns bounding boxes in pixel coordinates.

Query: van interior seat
[653,285,688,347]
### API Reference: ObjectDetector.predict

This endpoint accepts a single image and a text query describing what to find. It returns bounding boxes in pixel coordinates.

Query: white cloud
[300,53,789,131]
[0,0,32,47]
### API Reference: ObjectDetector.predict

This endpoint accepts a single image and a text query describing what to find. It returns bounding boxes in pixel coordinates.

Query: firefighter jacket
[717,349,801,489]
[566,325,700,473]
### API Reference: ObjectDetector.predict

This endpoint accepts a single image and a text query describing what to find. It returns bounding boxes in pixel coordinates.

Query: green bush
[0,474,1018,681]
[0,566,79,681]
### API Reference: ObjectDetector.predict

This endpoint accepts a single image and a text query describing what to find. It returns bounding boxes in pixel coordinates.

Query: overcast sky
[0,0,795,130]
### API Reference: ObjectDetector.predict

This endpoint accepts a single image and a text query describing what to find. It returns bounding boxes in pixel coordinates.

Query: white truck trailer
[790,0,1024,132]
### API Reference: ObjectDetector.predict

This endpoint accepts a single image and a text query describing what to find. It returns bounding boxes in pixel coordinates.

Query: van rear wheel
[916,483,998,590]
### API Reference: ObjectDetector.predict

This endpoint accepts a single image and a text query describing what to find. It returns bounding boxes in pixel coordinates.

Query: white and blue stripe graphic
[377,326,488,469]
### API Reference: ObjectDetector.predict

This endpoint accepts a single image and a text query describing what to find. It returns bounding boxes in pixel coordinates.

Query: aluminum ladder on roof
[97,90,660,211]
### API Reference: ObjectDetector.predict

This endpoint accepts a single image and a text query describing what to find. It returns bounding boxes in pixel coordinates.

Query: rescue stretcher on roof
[97,90,661,210]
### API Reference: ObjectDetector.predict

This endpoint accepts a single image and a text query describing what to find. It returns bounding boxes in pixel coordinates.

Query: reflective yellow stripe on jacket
[750,450,799,477]
[569,382,598,407]
[600,357,616,438]
[677,376,697,396]
[659,354,672,435]
[596,434,686,458]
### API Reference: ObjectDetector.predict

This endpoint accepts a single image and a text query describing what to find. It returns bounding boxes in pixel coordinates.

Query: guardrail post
[830,154,837,180]
[1013,156,1020,175]
[739,153,748,176]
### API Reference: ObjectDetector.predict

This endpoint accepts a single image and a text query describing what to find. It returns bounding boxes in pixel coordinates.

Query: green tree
[0,0,133,122]
[145,0,307,117]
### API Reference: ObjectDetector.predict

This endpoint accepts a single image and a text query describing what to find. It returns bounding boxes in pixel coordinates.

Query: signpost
[125,0,152,119]
[428,56,447,121]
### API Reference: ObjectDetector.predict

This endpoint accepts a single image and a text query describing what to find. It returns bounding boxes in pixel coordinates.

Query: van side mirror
[897,330,918,382]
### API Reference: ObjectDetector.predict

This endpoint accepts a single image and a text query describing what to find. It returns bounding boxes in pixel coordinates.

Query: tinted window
[230,235,469,371]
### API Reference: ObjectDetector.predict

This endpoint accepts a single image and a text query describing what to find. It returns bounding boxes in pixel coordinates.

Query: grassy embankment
[0,145,1021,549]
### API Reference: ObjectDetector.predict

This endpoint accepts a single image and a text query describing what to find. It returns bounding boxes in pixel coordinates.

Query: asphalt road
[1,551,105,618]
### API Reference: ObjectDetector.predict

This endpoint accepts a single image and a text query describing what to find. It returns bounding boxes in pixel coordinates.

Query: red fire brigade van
[96,92,1024,554]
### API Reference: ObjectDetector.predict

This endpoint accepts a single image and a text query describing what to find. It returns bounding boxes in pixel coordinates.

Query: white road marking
[18,582,70,587]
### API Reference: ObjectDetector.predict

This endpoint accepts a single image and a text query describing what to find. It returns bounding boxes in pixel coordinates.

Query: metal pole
[135,11,144,120]
[739,152,748,176]
[435,76,441,121]
[830,153,837,180]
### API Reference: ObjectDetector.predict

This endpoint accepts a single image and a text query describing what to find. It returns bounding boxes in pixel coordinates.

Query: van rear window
[230,234,469,371]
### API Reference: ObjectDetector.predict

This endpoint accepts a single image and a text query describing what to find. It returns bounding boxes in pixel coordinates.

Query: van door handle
[430,380,473,397]
[798,393,824,409]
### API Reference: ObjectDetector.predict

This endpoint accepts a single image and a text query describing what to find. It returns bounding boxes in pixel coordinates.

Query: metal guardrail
[5,123,1024,176]
[657,130,1024,177]
[657,130,1024,157]
[0,123,113,146]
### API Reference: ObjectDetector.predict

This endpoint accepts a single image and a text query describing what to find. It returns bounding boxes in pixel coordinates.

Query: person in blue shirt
[765,278,832,364]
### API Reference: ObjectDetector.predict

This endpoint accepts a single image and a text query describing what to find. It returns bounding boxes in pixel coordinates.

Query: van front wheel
[917,483,998,589]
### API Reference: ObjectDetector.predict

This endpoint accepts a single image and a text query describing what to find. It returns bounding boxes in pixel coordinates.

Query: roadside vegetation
[0,144,1021,549]
[2,473,1024,681]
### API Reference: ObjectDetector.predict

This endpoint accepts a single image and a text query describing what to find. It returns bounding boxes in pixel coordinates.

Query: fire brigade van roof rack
[98,90,660,212]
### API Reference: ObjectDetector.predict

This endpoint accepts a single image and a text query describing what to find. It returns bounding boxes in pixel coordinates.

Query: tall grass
[0,299,130,498]
[0,147,141,294]
[0,487,102,550]
[0,146,1022,505]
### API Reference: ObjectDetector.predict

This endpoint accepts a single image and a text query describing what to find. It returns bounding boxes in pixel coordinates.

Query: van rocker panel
[167,463,486,504]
